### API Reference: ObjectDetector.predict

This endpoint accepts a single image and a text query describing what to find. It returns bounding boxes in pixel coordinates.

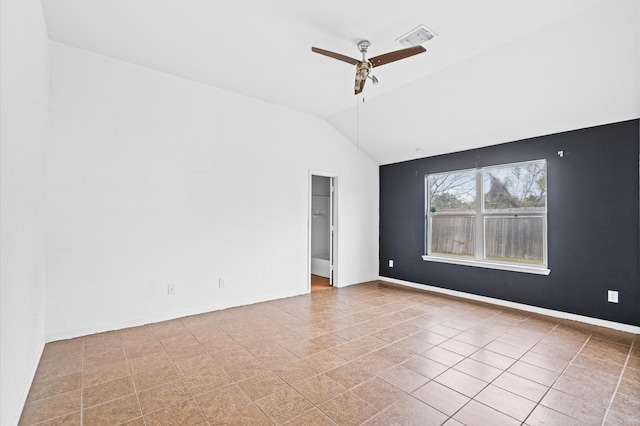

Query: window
[424,160,549,275]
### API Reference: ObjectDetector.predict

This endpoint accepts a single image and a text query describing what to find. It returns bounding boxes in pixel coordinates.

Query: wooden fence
[431,216,543,262]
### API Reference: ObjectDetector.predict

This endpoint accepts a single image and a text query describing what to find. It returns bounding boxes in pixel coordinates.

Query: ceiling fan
[312,40,426,95]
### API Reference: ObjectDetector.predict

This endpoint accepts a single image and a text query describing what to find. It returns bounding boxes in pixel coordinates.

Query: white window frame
[423,160,550,275]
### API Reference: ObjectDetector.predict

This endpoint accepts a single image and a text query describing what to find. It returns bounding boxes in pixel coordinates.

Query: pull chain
[356,93,360,155]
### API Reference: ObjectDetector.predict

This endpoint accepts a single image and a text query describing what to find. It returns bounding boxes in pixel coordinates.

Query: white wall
[45,43,379,340]
[0,0,49,424]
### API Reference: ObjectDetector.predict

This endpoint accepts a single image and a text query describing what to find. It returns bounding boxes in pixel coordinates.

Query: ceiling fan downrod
[357,40,371,61]
[357,40,377,86]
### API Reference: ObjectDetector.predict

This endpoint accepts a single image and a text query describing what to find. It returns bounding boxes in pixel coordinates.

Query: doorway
[309,173,336,291]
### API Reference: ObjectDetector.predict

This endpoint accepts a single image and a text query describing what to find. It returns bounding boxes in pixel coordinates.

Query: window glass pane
[431,216,475,256]
[483,162,546,212]
[484,216,544,264]
[429,170,476,213]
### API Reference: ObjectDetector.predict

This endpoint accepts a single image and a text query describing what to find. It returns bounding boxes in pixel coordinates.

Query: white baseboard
[45,288,308,343]
[380,276,640,334]
[44,277,639,342]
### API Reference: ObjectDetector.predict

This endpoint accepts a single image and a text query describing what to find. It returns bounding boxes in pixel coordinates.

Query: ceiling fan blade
[369,46,426,68]
[312,47,360,66]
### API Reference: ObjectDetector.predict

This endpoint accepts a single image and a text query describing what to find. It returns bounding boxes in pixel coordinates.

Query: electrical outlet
[388,260,394,268]
[168,284,175,295]
[218,278,225,288]
[607,290,618,303]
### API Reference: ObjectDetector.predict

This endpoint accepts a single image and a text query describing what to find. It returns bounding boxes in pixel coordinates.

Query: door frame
[308,170,338,291]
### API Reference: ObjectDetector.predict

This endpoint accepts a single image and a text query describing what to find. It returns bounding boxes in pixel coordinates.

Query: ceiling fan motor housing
[355,62,372,81]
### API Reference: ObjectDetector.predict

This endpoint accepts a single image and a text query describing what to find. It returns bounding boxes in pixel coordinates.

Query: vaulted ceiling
[40,0,638,164]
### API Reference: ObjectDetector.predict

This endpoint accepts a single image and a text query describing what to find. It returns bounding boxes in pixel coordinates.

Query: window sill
[421,255,551,275]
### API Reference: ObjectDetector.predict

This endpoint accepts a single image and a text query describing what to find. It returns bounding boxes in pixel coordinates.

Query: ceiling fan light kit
[312,38,427,95]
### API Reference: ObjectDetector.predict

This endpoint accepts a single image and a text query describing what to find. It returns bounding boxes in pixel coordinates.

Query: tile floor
[19,281,640,425]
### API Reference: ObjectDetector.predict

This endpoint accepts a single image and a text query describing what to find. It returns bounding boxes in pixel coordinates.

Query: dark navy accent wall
[379,119,640,326]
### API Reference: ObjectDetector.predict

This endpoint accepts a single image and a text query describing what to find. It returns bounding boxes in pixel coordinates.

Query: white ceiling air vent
[396,25,437,47]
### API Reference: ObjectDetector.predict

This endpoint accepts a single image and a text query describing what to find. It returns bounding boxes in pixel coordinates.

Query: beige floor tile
[164,342,206,361]
[610,392,640,419]
[422,346,465,367]
[429,324,462,338]
[492,372,548,403]
[507,360,559,387]
[82,394,142,426]
[524,404,583,426]
[434,368,488,398]
[137,379,191,414]
[211,403,272,426]
[453,400,520,426]
[475,384,536,421]
[352,377,407,411]
[82,376,134,408]
[131,365,181,391]
[26,374,82,403]
[173,353,217,377]
[494,332,538,350]
[519,350,570,374]
[412,330,449,345]
[373,342,419,364]
[32,410,82,425]
[603,408,640,426]
[255,387,313,425]
[540,389,607,424]
[182,365,233,396]
[618,375,640,399]
[412,380,469,416]
[319,391,379,426]
[123,338,165,359]
[271,358,319,385]
[572,354,624,377]
[450,331,498,350]
[237,371,289,401]
[439,338,479,357]
[127,351,173,375]
[282,408,335,426]
[221,357,269,381]
[361,412,402,425]
[309,333,348,349]
[294,374,347,405]
[552,373,616,407]
[40,339,83,359]
[325,360,377,389]
[19,390,81,425]
[196,384,252,421]
[33,359,83,384]
[82,360,130,387]
[484,340,528,359]
[469,348,517,370]
[453,358,502,382]
[143,398,207,426]
[401,355,448,379]
[18,282,640,426]
[377,364,429,393]
[384,395,448,426]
